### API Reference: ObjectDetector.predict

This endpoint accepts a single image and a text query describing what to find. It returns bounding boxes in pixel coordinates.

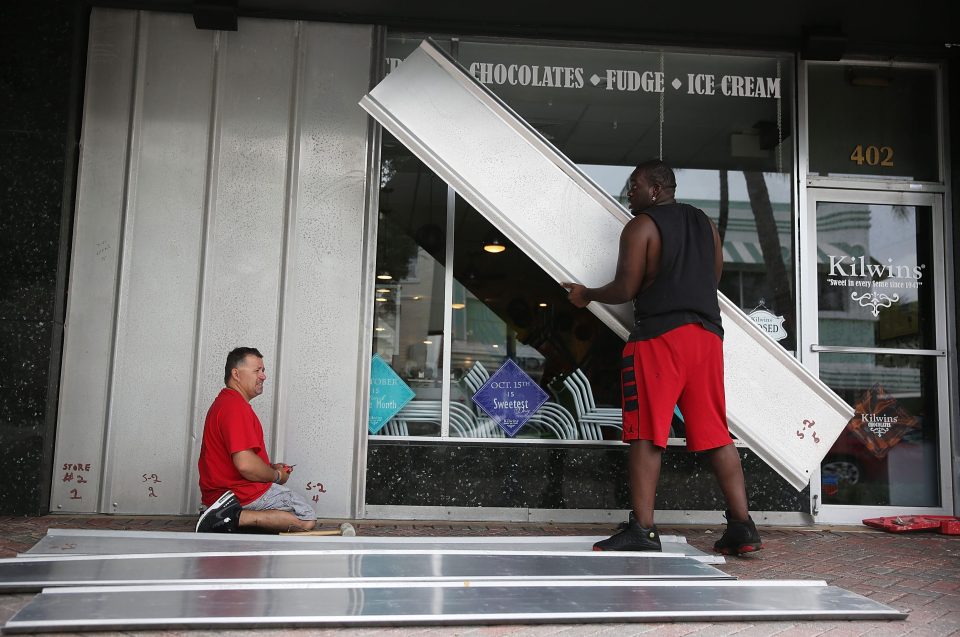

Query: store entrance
[803,189,952,523]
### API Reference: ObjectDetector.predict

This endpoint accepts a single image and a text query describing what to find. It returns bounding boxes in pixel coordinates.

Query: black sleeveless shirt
[629,202,724,341]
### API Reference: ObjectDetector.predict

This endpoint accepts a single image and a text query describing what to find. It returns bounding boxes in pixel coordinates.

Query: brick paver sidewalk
[1,515,958,636]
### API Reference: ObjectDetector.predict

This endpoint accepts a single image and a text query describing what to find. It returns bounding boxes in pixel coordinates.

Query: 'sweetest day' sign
[471,359,549,437]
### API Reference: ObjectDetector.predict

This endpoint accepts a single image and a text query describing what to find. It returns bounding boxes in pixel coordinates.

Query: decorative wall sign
[471,359,549,437]
[368,354,416,434]
[385,59,783,99]
[845,383,920,459]
[850,291,900,317]
[824,252,925,316]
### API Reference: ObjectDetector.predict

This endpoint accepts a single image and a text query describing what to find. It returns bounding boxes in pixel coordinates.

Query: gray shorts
[244,483,317,521]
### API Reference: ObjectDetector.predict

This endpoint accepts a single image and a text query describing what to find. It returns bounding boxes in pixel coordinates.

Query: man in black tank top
[562,160,762,555]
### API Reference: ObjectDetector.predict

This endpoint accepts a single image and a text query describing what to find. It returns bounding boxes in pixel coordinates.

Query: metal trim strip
[0,551,730,593]
[3,580,906,632]
[811,345,946,356]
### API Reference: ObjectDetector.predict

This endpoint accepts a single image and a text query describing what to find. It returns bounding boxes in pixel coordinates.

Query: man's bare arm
[562,215,653,307]
[233,449,288,484]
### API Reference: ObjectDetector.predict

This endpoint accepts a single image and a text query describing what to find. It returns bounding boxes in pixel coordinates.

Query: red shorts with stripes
[621,323,731,451]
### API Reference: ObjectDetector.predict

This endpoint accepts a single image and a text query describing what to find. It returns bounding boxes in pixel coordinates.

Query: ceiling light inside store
[423,339,433,344]
[376,273,392,280]
[539,303,548,307]
[483,238,506,253]
[452,303,466,309]
[376,288,390,294]
[375,297,387,302]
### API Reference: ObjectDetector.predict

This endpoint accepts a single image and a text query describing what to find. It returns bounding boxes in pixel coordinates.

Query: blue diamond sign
[471,359,549,437]
[368,354,416,434]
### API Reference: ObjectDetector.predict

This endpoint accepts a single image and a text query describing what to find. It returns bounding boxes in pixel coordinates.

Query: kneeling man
[196,347,317,533]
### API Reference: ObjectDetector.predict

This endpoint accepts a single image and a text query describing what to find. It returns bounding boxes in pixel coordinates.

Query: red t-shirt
[198,388,272,506]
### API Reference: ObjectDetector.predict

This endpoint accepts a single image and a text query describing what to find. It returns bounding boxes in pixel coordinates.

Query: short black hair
[224,347,263,385]
[634,159,677,190]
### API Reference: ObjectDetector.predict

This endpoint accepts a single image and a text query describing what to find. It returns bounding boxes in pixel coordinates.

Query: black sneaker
[713,511,763,555]
[196,491,242,533]
[593,516,661,552]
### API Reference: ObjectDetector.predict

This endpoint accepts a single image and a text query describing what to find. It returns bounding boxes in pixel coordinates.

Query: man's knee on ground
[299,518,317,531]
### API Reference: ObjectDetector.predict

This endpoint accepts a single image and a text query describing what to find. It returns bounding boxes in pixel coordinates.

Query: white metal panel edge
[0,552,730,594]
[59,10,377,516]
[52,9,140,512]
[2,580,906,632]
[275,21,378,519]
[33,528,688,545]
[21,529,713,561]
[101,11,215,516]
[359,40,853,490]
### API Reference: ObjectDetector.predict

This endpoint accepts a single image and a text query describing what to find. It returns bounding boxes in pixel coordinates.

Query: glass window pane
[458,40,797,352]
[458,42,794,175]
[808,65,939,181]
[370,134,448,437]
[450,198,625,440]
[375,35,798,439]
[819,353,940,507]
[583,165,797,352]
[692,170,796,353]
[816,203,936,349]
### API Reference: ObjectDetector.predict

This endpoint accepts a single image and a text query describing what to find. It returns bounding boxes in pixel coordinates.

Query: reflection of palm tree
[717,169,729,244]
[743,171,794,334]
[891,205,911,221]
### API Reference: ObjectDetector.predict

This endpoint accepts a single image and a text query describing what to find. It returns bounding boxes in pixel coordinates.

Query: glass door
[803,189,952,524]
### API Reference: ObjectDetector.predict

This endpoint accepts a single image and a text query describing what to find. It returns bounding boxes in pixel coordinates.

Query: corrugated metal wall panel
[53,9,375,516]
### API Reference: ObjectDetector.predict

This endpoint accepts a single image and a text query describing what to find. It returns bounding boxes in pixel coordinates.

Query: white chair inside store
[399,400,475,437]
[561,369,624,440]
[378,420,409,436]
[561,369,684,440]
[465,416,506,438]
[462,361,490,395]
[522,403,578,439]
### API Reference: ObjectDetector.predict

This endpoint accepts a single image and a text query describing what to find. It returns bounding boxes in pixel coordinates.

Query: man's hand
[561,282,590,308]
[272,462,294,483]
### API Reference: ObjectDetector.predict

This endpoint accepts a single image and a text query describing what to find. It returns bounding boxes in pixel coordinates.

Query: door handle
[810,345,946,356]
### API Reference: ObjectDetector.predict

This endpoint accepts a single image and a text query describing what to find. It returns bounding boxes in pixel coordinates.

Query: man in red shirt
[196,347,317,533]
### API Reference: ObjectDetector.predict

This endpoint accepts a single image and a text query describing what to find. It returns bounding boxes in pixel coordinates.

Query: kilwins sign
[747,301,787,341]
[825,254,926,317]
[846,383,920,458]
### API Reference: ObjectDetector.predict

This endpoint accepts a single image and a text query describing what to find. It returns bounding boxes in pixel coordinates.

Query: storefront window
[814,203,936,350]
[818,353,939,507]
[808,64,939,182]
[372,35,796,440]
[448,198,624,440]
[370,138,449,436]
